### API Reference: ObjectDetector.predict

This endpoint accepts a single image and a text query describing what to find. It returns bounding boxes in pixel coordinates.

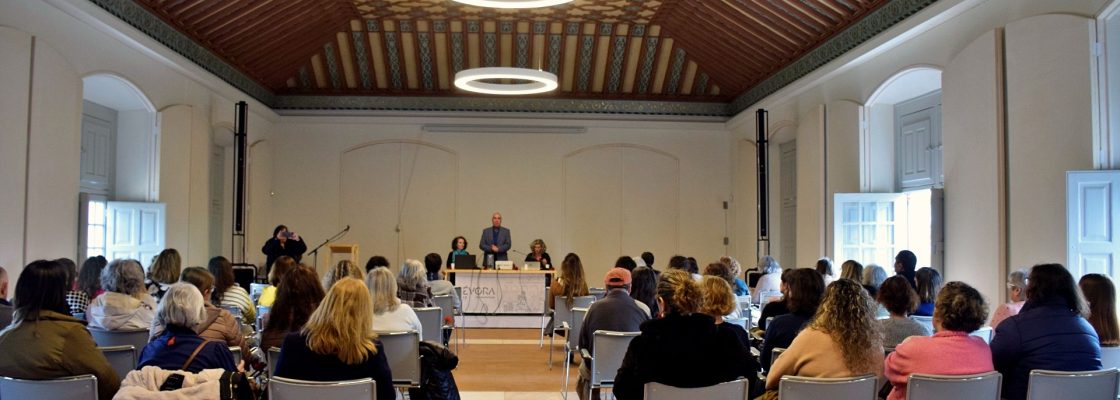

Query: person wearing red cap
[576,268,651,400]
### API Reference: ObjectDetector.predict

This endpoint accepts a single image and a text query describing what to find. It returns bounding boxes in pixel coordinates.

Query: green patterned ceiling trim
[271,96,729,117]
[87,0,275,104]
[729,0,939,114]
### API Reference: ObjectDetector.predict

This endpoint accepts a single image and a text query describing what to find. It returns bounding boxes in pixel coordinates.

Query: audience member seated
[703,262,742,319]
[139,283,238,373]
[894,250,918,289]
[274,277,396,400]
[815,258,835,287]
[88,259,157,330]
[424,253,461,309]
[753,255,782,304]
[912,268,942,317]
[577,268,651,400]
[208,256,255,321]
[863,264,889,318]
[756,269,793,332]
[323,259,365,290]
[630,266,659,318]
[720,256,750,297]
[0,260,119,399]
[364,255,390,273]
[613,269,759,400]
[1079,273,1119,347]
[259,255,297,307]
[0,266,10,327]
[884,281,993,400]
[761,268,825,371]
[990,269,1027,328]
[397,259,434,307]
[154,267,243,350]
[68,256,106,316]
[686,257,702,281]
[261,265,325,350]
[57,258,86,316]
[991,263,1102,400]
[839,259,863,283]
[547,253,591,333]
[765,279,884,393]
[368,267,423,336]
[700,276,750,348]
[146,249,182,301]
[877,276,932,349]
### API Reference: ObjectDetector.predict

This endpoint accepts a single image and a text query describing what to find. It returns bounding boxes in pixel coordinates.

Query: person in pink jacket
[883,281,994,400]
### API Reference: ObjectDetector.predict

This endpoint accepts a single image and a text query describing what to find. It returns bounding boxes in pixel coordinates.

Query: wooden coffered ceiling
[114,0,919,115]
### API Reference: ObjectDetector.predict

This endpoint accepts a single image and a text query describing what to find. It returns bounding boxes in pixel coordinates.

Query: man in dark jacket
[577,268,651,400]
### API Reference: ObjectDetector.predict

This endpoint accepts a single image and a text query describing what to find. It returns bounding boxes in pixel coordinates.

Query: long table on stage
[448,269,553,317]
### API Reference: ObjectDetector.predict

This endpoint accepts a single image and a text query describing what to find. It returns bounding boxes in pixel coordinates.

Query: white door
[1067,171,1120,277]
[106,201,166,268]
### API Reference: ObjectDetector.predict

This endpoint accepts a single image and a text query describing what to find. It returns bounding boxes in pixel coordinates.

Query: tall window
[835,189,938,270]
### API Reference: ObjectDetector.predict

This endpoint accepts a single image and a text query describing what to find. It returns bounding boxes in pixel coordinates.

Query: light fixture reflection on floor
[454,67,558,95]
[451,0,573,9]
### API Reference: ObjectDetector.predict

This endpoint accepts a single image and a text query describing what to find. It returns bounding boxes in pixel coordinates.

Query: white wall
[267,117,730,282]
[115,109,156,202]
[0,27,32,281]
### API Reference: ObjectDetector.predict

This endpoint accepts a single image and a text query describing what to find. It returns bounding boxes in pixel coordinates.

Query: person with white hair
[87,259,157,330]
[138,283,238,373]
[396,259,433,307]
[752,255,782,304]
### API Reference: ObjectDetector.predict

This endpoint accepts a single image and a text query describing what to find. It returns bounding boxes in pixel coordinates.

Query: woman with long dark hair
[760,268,825,371]
[1079,273,1119,347]
[208,256,254,321]
[262,264,325,350]
[630,266,659,317]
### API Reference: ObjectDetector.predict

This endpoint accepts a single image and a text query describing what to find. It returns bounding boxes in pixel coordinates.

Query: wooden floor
[452,328,579,393]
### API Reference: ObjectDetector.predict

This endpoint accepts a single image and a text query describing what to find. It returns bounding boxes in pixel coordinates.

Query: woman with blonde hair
[719,256,749,297]
[397,259,433,307]
[613,269,758,399]
[259,255,297,307]
[766,279,884,392]
[274,277,396,400]
[367,267,423,336]
[699,276,749,347]
[322,259,365,290]
[839,260,863,282]
[146,248,181,300]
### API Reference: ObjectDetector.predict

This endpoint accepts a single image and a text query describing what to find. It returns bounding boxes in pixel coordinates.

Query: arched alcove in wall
[863,66,943,192]
[339,140,459,270]
[561,143,680,279]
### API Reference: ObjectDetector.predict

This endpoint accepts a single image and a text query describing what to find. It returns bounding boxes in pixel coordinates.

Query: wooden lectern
[317,244,359,277]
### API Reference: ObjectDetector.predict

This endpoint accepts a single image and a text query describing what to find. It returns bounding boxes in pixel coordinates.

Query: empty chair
[969,327,993,344]
[98,345,136,381]
[644,378,751,400]
[907,371,1001,400]
[582,330,640,400]
[778,374,878,399]
[1027,368,1120,400]
[0,375,98,400]
[376,330,421,389]
[268,347,281,377]
[548,295,595,369]
[589,288,607,300]
[413,307,442,343]
[562,307,589,392]
[431,295,458,350]
[909,316,934,332]
[87,327,149,352]
[270,376,375,400]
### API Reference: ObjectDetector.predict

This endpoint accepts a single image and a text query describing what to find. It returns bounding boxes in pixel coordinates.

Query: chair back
[568,307,588,350]
[907,371,1001,400]
[1101,347,1120,370]
[1027,368,1120,400]
[553,295,595,331]
[589,288,607,300]
[376,330,421,387]
[737,295,751,312]
[590,331,640,386]
[969,327,993,344]
[268,346,281,377]
[759,290,782,308]
[725,317,749,330]
[0,375,98,400]
[229,346,242,367]
[87,327,149,351]
[453,287,463,308]
[770,347,787,369]
[909,315,934,332]
[98,345,136,381]
[250,283,269,302]
[269,376,375,400]
[644,378,751,400]
[778,374,878,399]
[414,307,443,343]
[432,295,455,325]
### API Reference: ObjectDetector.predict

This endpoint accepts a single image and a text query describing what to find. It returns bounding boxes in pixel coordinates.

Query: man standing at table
[479,212,511,267]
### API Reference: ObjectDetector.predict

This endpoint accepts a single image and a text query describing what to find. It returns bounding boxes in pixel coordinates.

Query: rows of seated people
[0,249,466,399]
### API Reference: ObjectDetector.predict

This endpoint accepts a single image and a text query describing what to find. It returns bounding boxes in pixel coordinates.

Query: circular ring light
[454,67,559,95]
[452,0,574,9]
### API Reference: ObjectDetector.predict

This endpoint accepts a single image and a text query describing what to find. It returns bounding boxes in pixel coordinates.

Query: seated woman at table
[524,239,553,269]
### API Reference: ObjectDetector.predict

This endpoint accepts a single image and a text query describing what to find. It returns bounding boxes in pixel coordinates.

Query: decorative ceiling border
[87,0,276,104]
[728,0,940,114]
[271,96,729,117]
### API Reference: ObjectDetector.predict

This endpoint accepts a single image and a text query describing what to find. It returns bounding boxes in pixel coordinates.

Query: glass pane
[844,204,860,223]
[862,203,877,222]
[876,248,894,266]
[862,248,876,264]
[862,225,877,245]
[878,225,894,245]
[88,200,106,225]
[87,247,104,258]
[885,202,895,221]
[843,247,858,261]
[844,225,860,245]
[88,225,105,248]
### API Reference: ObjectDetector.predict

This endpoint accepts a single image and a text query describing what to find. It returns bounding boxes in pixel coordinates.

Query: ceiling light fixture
[451,0,574,9]
[454,67,558,95]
